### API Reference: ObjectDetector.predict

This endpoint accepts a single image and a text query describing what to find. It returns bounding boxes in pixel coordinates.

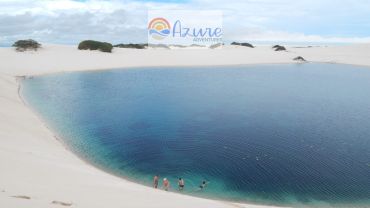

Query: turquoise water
[21,64,370,207]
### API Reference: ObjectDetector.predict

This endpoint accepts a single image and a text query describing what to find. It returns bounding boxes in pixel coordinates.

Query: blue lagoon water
[21,64,370,207]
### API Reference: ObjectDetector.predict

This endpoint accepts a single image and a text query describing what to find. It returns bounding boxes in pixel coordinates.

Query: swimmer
[153,175,159,189]
[178,178,185,191]
[163,178,170,191]
[199,180,207,190]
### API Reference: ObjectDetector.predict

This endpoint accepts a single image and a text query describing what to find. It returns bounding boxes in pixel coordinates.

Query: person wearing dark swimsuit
[178,178,185,190]
[199,180,207,189]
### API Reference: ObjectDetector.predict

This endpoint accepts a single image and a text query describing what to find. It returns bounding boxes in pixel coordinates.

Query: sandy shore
[0,44,369,208]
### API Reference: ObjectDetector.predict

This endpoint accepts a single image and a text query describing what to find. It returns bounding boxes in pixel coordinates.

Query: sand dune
[0,44,369,208]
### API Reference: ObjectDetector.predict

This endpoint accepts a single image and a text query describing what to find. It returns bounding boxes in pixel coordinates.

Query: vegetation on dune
[209,43,223,49]
[12,39,41,52]
[231,42,254,48]
[78,40,113,53]
[113,43,148,49]
[293,56,306,61]
[272,45,286,51]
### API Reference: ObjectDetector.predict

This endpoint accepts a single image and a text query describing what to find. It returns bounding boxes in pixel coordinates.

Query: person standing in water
[153,175,159,188]
[199,180,207,190]
[178,178,185,191]
[163,178,170,191]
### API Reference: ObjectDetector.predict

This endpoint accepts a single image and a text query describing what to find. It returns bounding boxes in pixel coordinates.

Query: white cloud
[0,0,369,45]
[226,29,370,44]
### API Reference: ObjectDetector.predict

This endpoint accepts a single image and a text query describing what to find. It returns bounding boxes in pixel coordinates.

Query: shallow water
[22,64,370,207]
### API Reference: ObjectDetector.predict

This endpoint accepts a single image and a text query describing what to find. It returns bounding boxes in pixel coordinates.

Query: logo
[148,11,223,47]
[148,17,171,40]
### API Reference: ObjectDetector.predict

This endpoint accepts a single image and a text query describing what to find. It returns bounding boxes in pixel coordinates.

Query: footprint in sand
[11,195,31,200]
[52,200,73,206]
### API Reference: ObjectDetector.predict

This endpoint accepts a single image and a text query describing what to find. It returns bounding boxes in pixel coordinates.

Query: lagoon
[21,63,370,207]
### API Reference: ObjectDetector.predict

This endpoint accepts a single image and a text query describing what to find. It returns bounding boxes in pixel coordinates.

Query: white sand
[0,44,369,208]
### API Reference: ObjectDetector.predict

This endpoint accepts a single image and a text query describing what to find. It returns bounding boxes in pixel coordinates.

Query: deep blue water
[21,64,370,207]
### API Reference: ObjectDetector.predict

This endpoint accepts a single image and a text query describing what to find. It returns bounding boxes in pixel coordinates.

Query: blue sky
[0,0,369,46]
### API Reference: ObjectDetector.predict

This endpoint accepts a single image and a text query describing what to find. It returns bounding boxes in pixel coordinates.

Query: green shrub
[272,45,286,51]
[78,40,113,53]
[12,39,41,51]
[231,42,254,48]
[114,43,147,49]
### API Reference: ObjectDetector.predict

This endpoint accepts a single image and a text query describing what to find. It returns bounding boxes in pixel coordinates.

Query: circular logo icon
[148,17,171,40]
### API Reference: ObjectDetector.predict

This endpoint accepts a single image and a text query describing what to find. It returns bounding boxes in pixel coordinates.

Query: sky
[0,0,370,46]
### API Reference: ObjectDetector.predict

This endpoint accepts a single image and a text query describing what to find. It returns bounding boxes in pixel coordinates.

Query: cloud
[0,0,369,45]
[0,3,148,45]
[224,28,370,44]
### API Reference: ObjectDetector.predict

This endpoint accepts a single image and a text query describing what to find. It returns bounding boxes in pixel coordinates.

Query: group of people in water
[153,175,207,191]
